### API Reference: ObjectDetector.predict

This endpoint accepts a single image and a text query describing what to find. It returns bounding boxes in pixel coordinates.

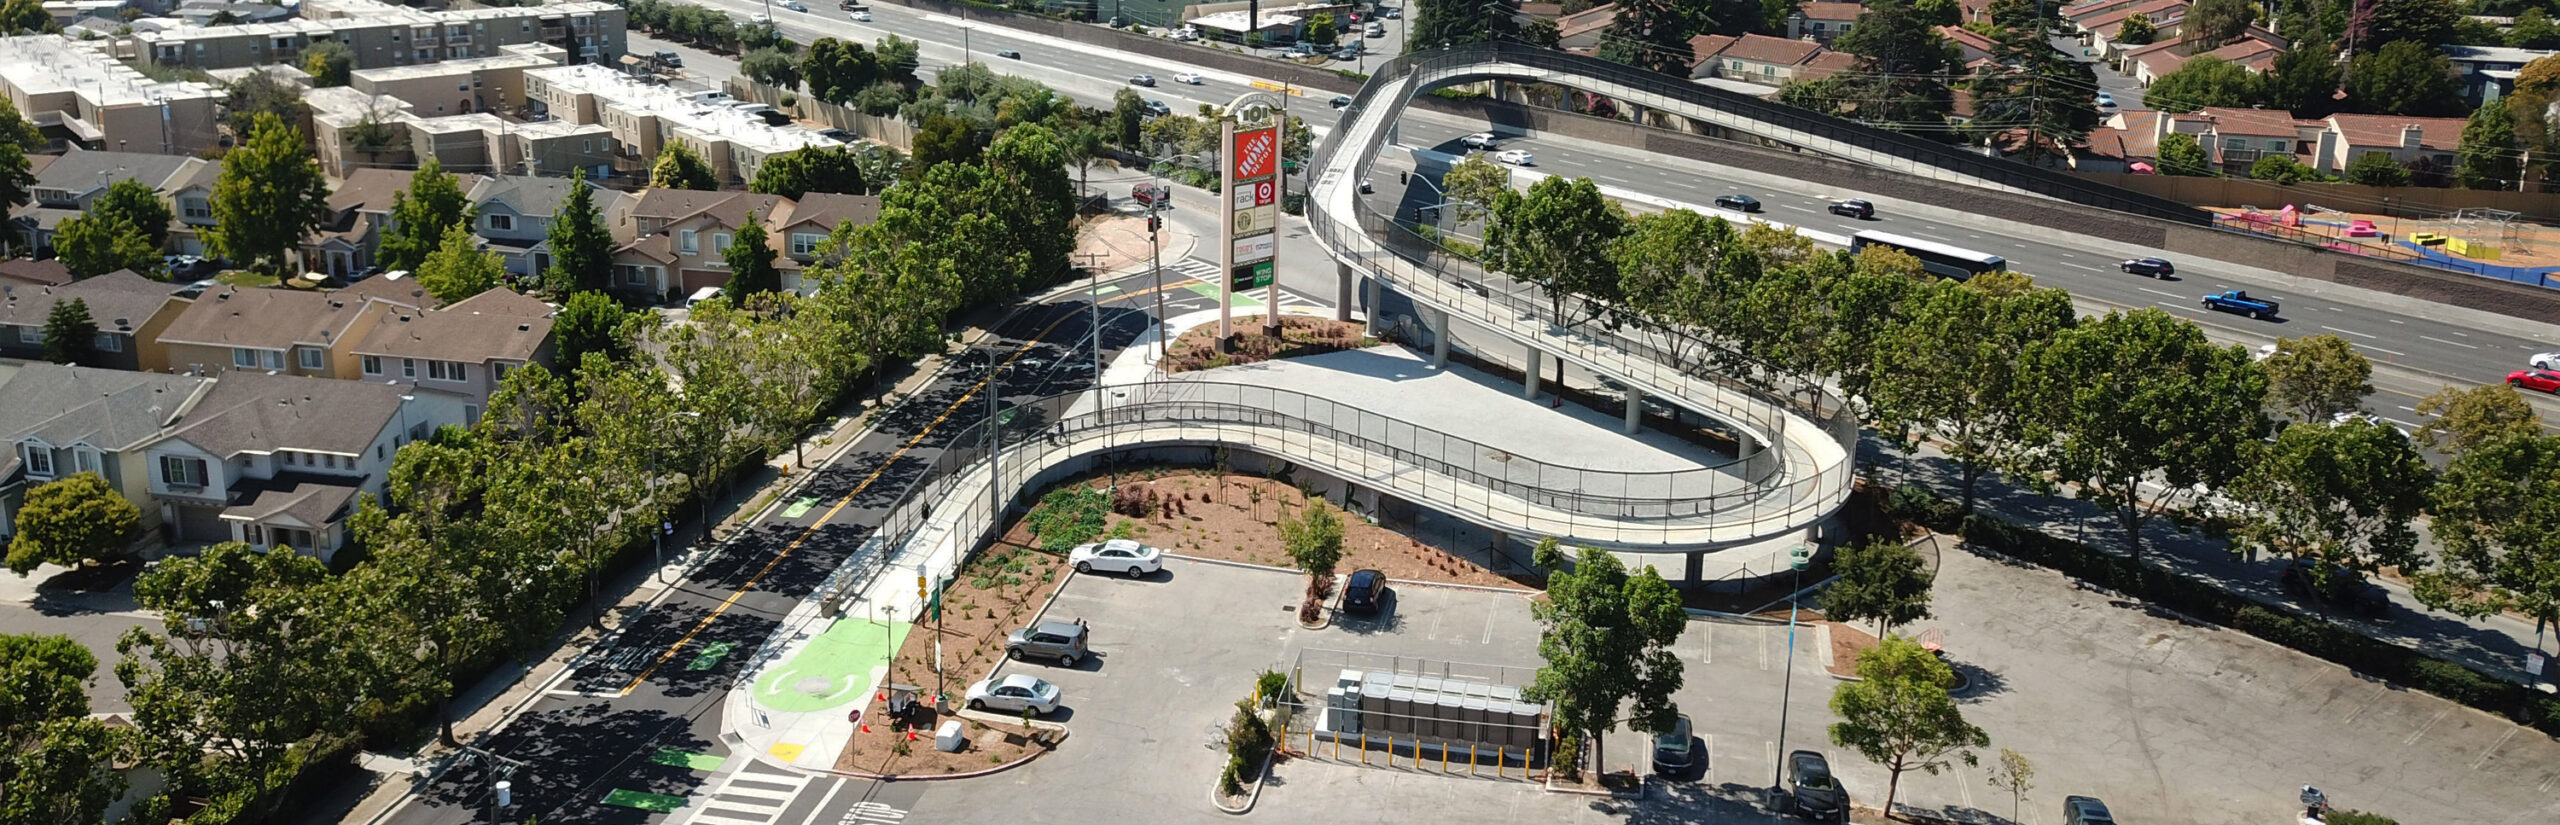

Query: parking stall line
[1759,626,1771,670]
[2471,727,2519,771]
[2339,684,2389,724]
[1482,602,1496,644]
[2396,708,2445,751]
[1700,622,1714,664]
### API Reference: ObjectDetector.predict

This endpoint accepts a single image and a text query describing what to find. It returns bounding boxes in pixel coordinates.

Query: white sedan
[966,674,1062,715]
[1069,538,1161,578]
[1493,149,1535,166]
[850,9,871,20]
[1174,71,1205,84]
[2533,351,2560,370]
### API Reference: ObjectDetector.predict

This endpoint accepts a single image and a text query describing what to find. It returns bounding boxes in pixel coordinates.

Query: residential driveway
[0,563,153,714]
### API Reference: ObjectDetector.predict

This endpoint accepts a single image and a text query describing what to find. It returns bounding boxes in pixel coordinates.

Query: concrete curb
[1211,750,1274,815]
[820,726,1070,782]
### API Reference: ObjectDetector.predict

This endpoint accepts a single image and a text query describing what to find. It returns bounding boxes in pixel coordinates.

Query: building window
[20,444,51,478]
[362,355,383,375]
[2223,137,2246,150]
[18,325,41,344]
[1730,60,1743,71]
[493,362,513,384]
[232,347,258,368]
[298,347,324,370]
[791,233,822,256]
[160,455,206,488]
[712,233,731,255]
[94,333,122,353]
[74,448,99,475]
[428,360,467,381]
[488,214,514,231]
[679,229,698,254]
[402,358,417,379]
[181,197,211,219]
[2268,139,2288,151]
[263,350,284,370]
[1763,65,1775,76]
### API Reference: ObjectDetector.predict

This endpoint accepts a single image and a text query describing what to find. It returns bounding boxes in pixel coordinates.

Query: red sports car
[2509,369,2560,393]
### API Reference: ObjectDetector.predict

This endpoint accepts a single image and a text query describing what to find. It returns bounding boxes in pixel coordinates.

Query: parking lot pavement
[0,565,151,714]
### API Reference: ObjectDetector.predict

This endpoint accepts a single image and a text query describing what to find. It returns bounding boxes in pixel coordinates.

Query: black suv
[1714,194,1761,213]
[1650,715,1699,777]
[2280,558,2391,618]
[1341,569,1388,616]
[1789,750,1846,821]
[1828,199,1874,219]
[2119,257,2176,277]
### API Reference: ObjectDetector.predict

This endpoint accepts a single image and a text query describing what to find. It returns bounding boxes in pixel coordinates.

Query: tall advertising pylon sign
[1220,120,1282,347]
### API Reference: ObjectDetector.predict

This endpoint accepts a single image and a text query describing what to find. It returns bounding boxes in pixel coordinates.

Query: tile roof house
[0,364,217,544]
[1686,33,1737,75]
[466,175,593,279]
[347,286,556,414]
[2078,109,2164,171]
[8,150,207,257]
[139,370,470,560]
[1788,1,1866,45]
[2163,106,2323,175]
[1938,24,1997,64]
[2075,0,2188,58]
[2317,113,2466,176]
[1554,4,1617,52]
[2129,30,2282,84]
[153,283,421,379]
[0,271,192,371]
[1695,33,1829,86]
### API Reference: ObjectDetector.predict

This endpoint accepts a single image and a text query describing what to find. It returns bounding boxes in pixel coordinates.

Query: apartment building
[0,35,221,155]
[307,83,614,178]
[111,0,625,72]
[524,64,842,186]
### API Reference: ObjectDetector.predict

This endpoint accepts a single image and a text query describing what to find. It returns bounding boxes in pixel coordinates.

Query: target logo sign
[1233,128,1278,179]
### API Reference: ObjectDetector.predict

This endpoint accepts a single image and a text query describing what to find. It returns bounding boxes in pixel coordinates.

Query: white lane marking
[2359,343,2410,356]
[2155,301,2201,312]
[2321,325,2377,339]
[2136,287,2185,299]
[2388,319,2405,324]
[2420,335,2480,349]
[2063,262,2105,271]
[2450,330,2469,336]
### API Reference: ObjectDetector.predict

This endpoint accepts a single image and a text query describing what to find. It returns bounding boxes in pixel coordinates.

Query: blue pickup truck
[2201,290,2279,320]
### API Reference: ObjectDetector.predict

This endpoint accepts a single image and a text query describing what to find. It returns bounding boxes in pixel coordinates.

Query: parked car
[1341,569,1388,615]
[816,128,854,142]
[1789,751,1846,820]
[174,279,218,299]
[1132,183,1171,207]
[996,48,1022,59]
[2509,368,2560,393]
[2119,256,2175,277]
[2094,92,2117,111]
[1069,538,1162,578]
[1128,73,1156,86]
[1493,149,1534,166]
[1713,194,1760,212]
[2201,289,2280,319]
[964,674,1061,715]
[1460,132,1500,150]
[2062,796,2116,825]
[1828,199,1874,219]
[652,49,684,68]
[1651,715,1698,776]
[2530,350,2560,370]
[2280,557,2391,617]
[1329,94,1354,109]
[1005,620,1089,666]
[1175,71,1204,84]
[1384,6,1403,17]
[1367,21,1386,36]
[849,9,871,20]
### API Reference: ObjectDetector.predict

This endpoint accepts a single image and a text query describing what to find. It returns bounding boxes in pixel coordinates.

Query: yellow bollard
[1497,747,1507,778]
[1469,742,1478,775]
[1305,725,1315,757]
[1363,735,1373,764]
[1331,729,1340,760]
[1441,742,1448,772]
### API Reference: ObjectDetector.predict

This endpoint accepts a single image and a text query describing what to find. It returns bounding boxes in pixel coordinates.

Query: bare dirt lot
[1076,469,1538,590]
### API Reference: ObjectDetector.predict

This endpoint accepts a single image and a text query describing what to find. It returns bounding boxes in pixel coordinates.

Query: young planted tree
[723,213,783,297]
[413,222,508,305]
[1280,502,1345,620]
[2023,309,2267,559]
[1522,538,1685,778]
[206,112,331,278]
[544,176,614,294]
[5,473,140,573]
[2226,416,2433,570]
[41,298,96,366]
[2343,151,2413,186]
[1817,536,1936,637]
[1987,749,2036,824]
[2158,133,2214,176]
[377,158,474,273]
[2455,98,2522,190]
[2259,334,2375,422]
[650,143,718,191]
[2414,383,2544,454]
[1828,635,1989,817]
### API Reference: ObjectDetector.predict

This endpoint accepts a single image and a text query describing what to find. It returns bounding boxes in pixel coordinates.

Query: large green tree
[2227,416,2432,571]
[543,176,614,294]
[2145,56,2267,111]
[5,473,138,573]
[413,222,507,305]
[91,178,171,253]
[304,40,353,87]
[722,214,783,297]
[0,634,126,825]
[1412,0,1520,48]
[205,112,331,278]
[1834,0,1955,131]
[2159,133,2214,176]
[2414,383,2543,454]
[2182,0,2252,46]
[1870,276,2076,512]
[1598,0,1696,76]
[2115,11,2157,45]
[52,213,160,280]
[1972,10,2101,163]
[2343,151,2412,186]
[378,158,474,273]
[2417,432,2560,654]
[552,290,636,368]
[1522,538,1685,779]
[2266,45,2343,118]
[650,143,718,191]
[982,123,1077,293]
[1818,536,1936,637]
[741,46,801,90]
[2348,40,2463,117]
[2356,0,2459,47]
[749,146,869,199]
[219,70,306,141]
[2258,334,2374,422]
[1828,636,1989,817]
[2455,98,2522,190]
[1486,176,1627,337]
[39,298,95,366]
[2024,309,2267,559]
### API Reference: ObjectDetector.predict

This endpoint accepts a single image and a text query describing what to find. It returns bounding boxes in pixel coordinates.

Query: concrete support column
[1623,386,1643,435]
[1335,262,1356,323]
[1428,307,1449,369]
[1363,275,1384,336]
[1523,345,1543,401]
[1684,550,1704,586]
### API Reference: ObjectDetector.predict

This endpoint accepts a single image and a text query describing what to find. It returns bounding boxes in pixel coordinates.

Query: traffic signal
[1147,215,1160,233]
[916,574,927,600]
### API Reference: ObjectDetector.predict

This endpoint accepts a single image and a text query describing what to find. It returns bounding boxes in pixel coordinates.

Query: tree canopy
[749,146,869,199]
[1523,539,1686,778]
[413,222,507,305]
[205,112,331,277]
[650,143,719,191]
[377,158,474,273]
[543,176,614,294]
[40,298,95,366]
[1829,636,1988,817]
[5,473,138,573]
[722,214,783,297]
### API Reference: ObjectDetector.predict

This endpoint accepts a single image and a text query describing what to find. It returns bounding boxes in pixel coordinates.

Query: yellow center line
[617,279,1200,695]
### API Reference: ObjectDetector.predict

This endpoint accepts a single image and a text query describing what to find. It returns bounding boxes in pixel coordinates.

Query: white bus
[1849,230,2008,281]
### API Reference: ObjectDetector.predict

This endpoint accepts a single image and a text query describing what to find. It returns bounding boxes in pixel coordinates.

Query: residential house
[2443,44,2553,106]
[1554,4,1616,52]
[2128,32,2281,85]
[347,286,555,415]
[2316,113,2465,177]
[1938,24,1996,65]
[0,258,72,288]
[2077,109,2163,172]
[334,271,444,310]
[161,161,220,258]
[768,192,883,271]
[152,283,418,378]
[1692,33,1827,86]
[2163,106,2320,175]
[140,370,467,560]
[1788,2,1864,45]
[0,270,191,370]
[1799,50,1859,82]
[466,175,586,279]
[301,167,488,279]
[607,189,793,302]
[1686,33,1735,76]
[0,364,216,543]
[8,149,204,257]
[2073,0,2186,59]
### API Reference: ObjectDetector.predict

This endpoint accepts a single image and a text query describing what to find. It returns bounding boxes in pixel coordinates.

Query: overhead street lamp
[1769,543,1814,811]
[1142,150,1211,358]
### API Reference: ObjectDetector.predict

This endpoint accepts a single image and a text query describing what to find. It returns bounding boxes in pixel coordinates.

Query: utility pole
[459,746,525,825]
[1075,250,1108,382]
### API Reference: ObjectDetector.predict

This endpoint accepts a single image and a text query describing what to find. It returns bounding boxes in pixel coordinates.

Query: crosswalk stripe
[675,769,812,825]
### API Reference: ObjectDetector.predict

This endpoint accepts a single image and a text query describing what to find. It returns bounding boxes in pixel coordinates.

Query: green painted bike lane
[749,617,909,713]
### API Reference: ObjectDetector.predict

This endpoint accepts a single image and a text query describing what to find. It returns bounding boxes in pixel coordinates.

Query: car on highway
[1143,99,1173,117]
[1330,94,1354,109]
[2062,796,2116,825]
[782,1,807,10]
[1005,620,1089,666]
[2279,557,2390,617]
[1714,194,1761,212]
[1132,183,1170,207]
[965,674,1062,715]
[1789,750,1846,820]
[1828,198,1874,219]
[1128,74,1156,86]
[849,9,871,20]
[1341,569,1388,615]
[996,48,1022,59]
[1460,132,1500,150]
[2201,289,2279,319]
[2531,351,2560,370]
[1651,714,1698,777]
[1070,538,1162,578]
[748,13,771,25]
[1493,149,1535,166]
[2509,368,2560,393]
[1174,71,1204,84]
[2118,256,2175,277]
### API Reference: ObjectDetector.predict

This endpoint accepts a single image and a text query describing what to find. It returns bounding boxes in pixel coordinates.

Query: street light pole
[1770,544,1811,806]
[986,351,1006,521]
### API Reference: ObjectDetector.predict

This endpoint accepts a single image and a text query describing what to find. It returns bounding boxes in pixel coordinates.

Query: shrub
[1255,669,1289,705]
[1885,483,1961,531]
[2407,658,2508,707]
[2326,811,2399,825]
[1024,487,1108,551]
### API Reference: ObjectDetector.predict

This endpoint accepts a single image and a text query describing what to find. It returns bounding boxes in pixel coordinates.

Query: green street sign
[1229,261,1274,291]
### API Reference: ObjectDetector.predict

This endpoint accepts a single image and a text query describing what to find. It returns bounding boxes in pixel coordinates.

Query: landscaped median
[831,540,1070,778]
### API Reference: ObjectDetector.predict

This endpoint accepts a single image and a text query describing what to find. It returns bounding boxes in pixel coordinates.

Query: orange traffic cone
[860,723,870,733]
[906,729,918,742]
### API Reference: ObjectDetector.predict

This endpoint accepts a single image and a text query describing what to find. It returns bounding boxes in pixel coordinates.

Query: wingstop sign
[1232,127,1278,180]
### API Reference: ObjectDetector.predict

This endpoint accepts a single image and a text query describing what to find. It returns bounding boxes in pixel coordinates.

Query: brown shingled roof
[1796,1,1864,21]
[1717,33,1823,66]
[353,299,553,365]
[157,285,408,351]
[0,270,187,335]
[162,371,409,459]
